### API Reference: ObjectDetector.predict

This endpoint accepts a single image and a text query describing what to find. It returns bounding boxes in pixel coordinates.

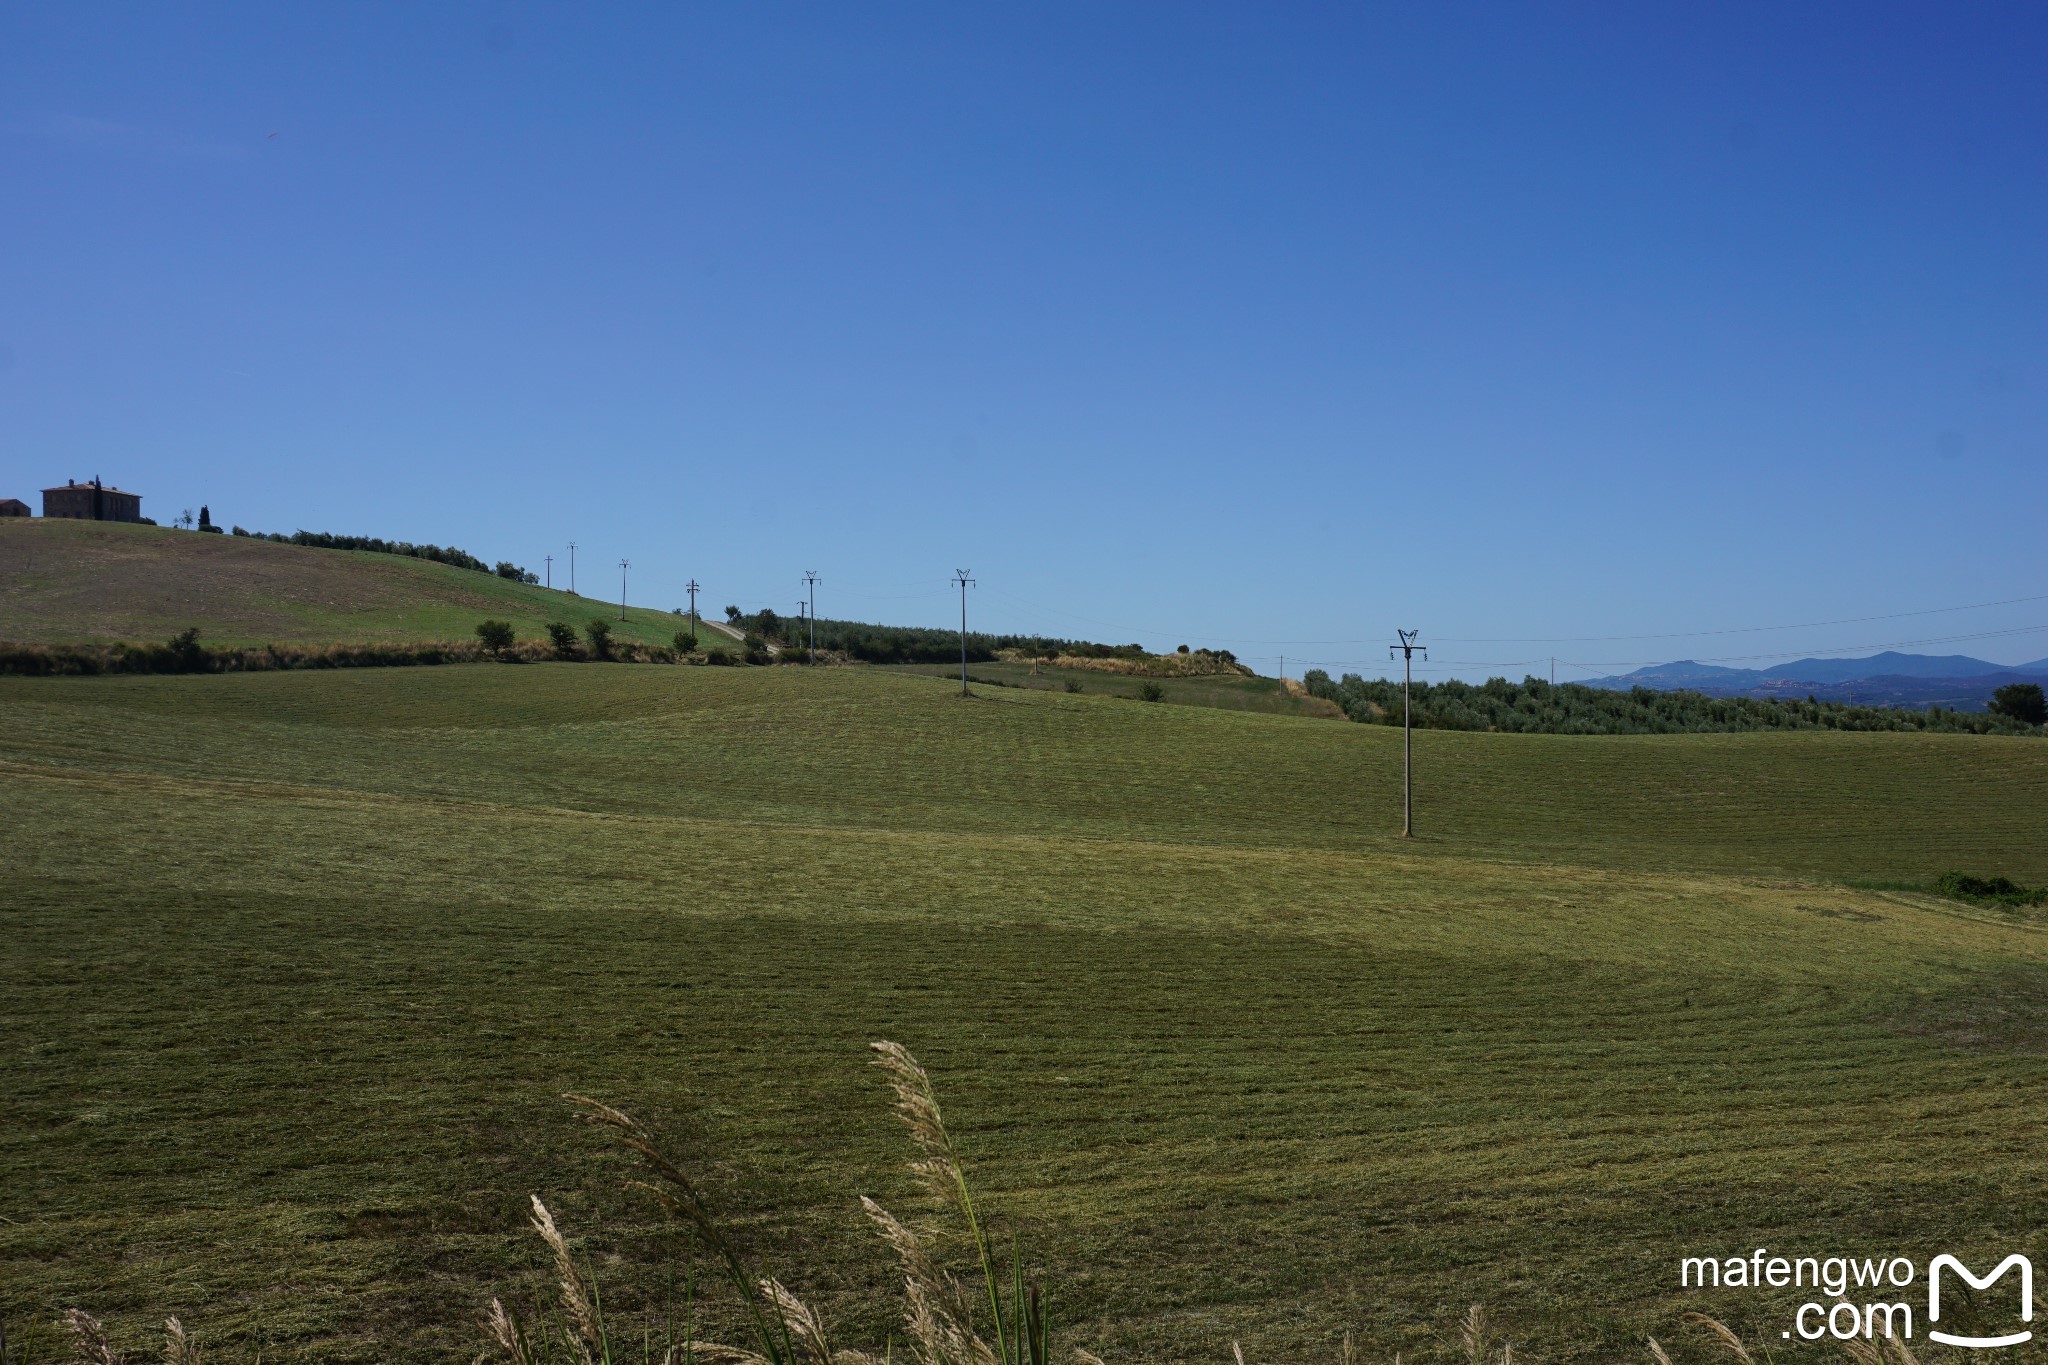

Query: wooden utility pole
[686,579,700,642]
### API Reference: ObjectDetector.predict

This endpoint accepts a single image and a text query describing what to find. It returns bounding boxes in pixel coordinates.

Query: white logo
[1928,1254,2033,1349]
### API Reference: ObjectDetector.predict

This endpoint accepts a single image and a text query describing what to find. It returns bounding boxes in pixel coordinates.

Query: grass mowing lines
[5,665,2048,1360]
[2,665,2044,884]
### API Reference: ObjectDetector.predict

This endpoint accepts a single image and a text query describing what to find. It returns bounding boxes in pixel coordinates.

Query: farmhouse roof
[43,480,140,496]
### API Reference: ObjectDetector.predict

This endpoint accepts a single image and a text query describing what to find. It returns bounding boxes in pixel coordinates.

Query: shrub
[544,622,579,659]
[704,649,733,666]
[583,619,614,661]
[1936,870,2046,908]
[475,620,516,655]
[166,627,209,673]
[230,525,250,536]
[1064,680,1083,693]
[673,630,698,653]
[1138,681,1164,702]
[1992,682,2047,726]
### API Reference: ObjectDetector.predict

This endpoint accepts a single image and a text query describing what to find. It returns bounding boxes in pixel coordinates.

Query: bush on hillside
[475,620,516,655]
[1138,681,1165,702]
[1936,871,2047,908]
[494,561,539,584]
[583,619,614,661]
[544,622,579,659]
[673,630,698,653]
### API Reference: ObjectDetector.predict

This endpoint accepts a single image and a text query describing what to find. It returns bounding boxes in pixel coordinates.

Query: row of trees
[1301,672,2047,736]
[718,606,1147,666]
[229,526,538,582]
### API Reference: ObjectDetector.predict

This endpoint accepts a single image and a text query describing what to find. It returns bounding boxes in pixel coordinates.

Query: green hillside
[0,518,713,649]
[6,665,2048,1362]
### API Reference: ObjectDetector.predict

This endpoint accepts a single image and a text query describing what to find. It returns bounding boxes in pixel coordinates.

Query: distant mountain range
[1578,651,2048,711]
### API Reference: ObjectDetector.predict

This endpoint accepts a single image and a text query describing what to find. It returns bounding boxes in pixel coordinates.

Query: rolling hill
[7,663,2048,1361]
[0,517,713,649]
[1580,649,2048,710]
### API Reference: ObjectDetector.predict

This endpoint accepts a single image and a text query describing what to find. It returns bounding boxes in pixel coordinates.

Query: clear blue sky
[4,3,2044,679]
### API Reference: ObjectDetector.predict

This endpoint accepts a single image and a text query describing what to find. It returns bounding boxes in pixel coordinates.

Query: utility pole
[544,554,553,590]
[953,569,975,696]
[618,559,630,620]
[568,542,577,595]
[803,571,819,664]
[1390,629,1426,838]
[686,579,699,642]
[797,599,807,657]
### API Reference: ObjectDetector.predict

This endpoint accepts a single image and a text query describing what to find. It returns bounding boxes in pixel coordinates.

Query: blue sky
[4,2,2044,679]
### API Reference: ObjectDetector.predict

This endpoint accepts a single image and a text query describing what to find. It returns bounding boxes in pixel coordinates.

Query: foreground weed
[480,1041,1060,1365]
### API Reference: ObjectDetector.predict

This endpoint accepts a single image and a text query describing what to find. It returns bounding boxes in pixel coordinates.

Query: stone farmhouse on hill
[41,477,144,522]
[0,497,28,517]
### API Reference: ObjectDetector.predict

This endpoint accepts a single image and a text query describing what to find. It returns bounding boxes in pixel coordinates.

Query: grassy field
[6,665,2048,1363]
[0,518,718,650]
[881,659,1342,717]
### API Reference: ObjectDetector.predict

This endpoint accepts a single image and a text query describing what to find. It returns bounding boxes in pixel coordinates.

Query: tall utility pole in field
[618,559,630,620]
[568,542,577,594]
[686,579,699,641]
[544,554,553,590]
[803,571,819,664]
[1390,629,1427,838]
[953,569,975,696]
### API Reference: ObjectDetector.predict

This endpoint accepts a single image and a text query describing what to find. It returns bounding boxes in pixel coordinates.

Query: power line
[978,585,2048,652]
[1274,623,2048,676]
[1434,592,2048,644]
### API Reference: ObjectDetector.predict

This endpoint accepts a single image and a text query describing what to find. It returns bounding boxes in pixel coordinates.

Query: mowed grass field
[5,664,2048,1363]
[881,658,1341,717]
[0,518,712,649]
